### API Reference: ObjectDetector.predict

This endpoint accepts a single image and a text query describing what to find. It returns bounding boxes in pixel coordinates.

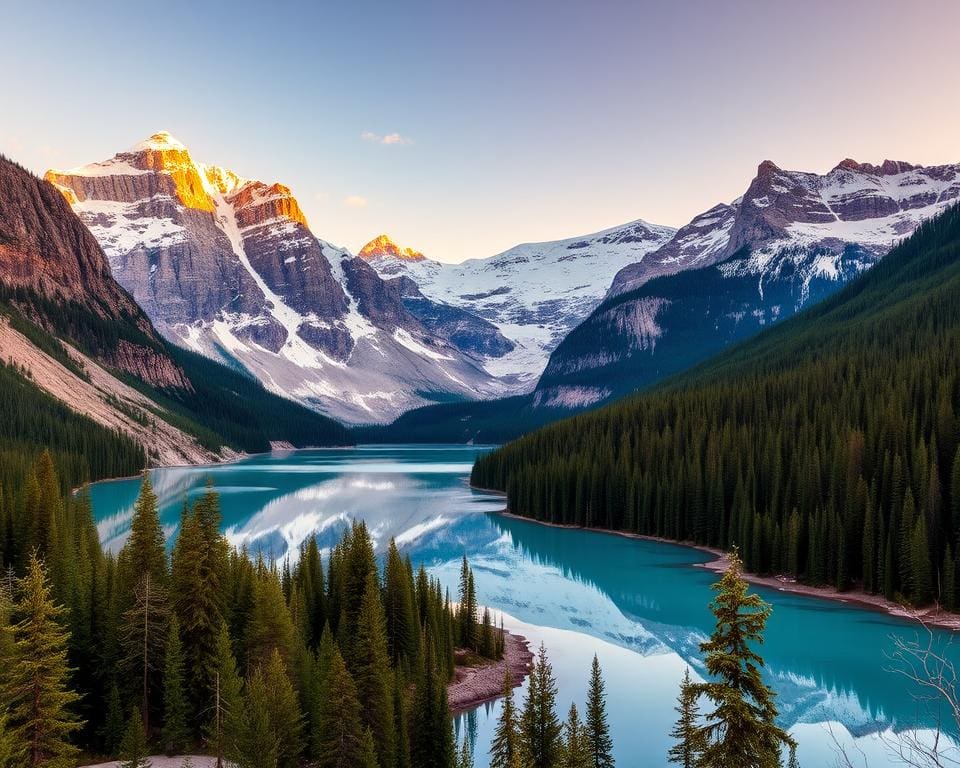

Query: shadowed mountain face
[46,133,509,424]
[534,158,960,409]
[0,152,189,389]
[359,221,677,386]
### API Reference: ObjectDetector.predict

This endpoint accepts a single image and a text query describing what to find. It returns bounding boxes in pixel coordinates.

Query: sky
[2,0,959,263]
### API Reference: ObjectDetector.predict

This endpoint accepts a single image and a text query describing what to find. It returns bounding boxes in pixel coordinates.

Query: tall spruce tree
[667,668,705,768]
[521,643,562,768]
[561,704,590,768]
[691,550,793,768]
[262,648,303,768]
[315,646,366,768]
[2,553,81,768]
[410,640,455,768]
[352,571,395,767]
[236,669,278,768]
[119,709,151,768]
[490,670,519,768]
[585,655,613,768]
[161,615,188,755]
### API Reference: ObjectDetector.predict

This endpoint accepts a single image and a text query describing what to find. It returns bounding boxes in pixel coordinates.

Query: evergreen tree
[352,572,395,767]
[262,648,303,768]
[691,550,793,768]
[667,668,705,768]
[2,553,81,768]
[119,709,151,768]
[236,669,278,768]
[520,643,562,768]
[560,704,590,768]
[489,670,519,768]
[170,492,228,720]
[410,641,455,768]
[100,683,125,756]
[206,622,244,768]
[585,655,613,768]
[315,646,366,768]
[245,559,297,671]
[161,616,189,755]
[120,571,168,734]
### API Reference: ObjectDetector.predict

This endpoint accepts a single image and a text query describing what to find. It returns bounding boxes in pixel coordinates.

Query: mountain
[0,151,349,472]
[473,202,960,608]
[535,158,960,409]
[359,220,676,385]
[46,133,505,424]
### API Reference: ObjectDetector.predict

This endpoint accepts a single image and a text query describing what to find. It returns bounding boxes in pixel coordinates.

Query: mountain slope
[47,134,505,423]
[0,152,349,467]
[359,220,676,384]
[473,202,960,608]
[536,158,960,408]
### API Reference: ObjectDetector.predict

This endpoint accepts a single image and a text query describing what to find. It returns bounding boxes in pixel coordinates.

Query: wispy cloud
[313,191,331,204]
[343,195,368,208]
[361,131,412,146]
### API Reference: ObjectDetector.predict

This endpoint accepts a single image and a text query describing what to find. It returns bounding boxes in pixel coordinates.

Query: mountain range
[31,132,960,435]
[45,133,508,424]
[0,151,348,470]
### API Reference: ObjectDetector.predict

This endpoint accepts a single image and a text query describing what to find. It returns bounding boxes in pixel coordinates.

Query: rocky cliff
[48,133,506,423]
[0,152,189,389]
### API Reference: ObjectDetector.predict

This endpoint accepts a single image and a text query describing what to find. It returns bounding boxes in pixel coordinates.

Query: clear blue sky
[2,0,958,262]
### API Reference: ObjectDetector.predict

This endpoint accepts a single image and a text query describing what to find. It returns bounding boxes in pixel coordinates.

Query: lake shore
[448,630,534,713]
[492,509,960,632]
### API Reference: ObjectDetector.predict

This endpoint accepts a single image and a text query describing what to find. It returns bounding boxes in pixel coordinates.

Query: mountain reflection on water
[89,446,958,766]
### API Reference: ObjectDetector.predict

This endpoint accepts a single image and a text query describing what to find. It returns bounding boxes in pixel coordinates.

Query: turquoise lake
[89,445,956,767]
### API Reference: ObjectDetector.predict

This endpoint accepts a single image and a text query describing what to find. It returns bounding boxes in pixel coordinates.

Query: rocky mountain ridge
[535,157,960,409]
[361,219,677,385]
[47,133,507,423]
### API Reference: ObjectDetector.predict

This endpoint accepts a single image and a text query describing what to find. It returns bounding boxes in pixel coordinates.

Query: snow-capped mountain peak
[46,133,507,423]
[359,234,426,262]
[363,218,677,384]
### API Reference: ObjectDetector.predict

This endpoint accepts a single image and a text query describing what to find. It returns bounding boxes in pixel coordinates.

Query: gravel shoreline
[448,630,534,713]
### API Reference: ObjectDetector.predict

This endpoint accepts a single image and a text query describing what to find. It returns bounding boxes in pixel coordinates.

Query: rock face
[536,158,960,409]
[0,152,189,390]
[47,133,505,423]
[361,220,677,386]
[359,234,425,262]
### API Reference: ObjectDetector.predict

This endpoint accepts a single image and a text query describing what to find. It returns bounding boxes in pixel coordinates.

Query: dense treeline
[0,357,145,490]
[473,203,960,609]
[1,287,352,457]
[133,345,353,453]
[0,451,502,767]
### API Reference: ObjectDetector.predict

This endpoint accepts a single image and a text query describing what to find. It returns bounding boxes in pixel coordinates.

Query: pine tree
[521,643,562,768]
[352,571,395,767]
[101,683,125,755]
[120,571,168,734]
[2,553,81,768]
[119,709,151,768]
[161,616,189,755]
[489,670,519,768]
[236,669,278,768]
[410,640,455,768]
[560,704,590,768]
[691,550,794,768]
[667,668,705,768]
[262,648,303,768]
[245,559,297,671]
[585,655,613,768]
[206,622,244,768]
[315,646,366,768]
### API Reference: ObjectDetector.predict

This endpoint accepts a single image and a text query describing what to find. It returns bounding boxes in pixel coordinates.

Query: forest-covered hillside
[473,203,960,608]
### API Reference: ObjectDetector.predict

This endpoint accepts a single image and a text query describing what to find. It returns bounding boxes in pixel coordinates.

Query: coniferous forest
[0,451,509,767]
[473,204,960,609]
